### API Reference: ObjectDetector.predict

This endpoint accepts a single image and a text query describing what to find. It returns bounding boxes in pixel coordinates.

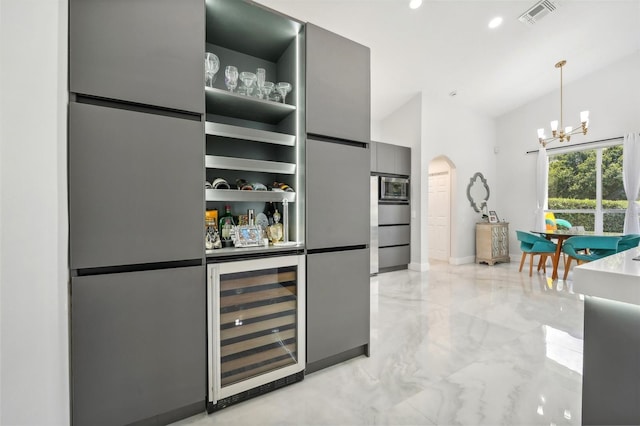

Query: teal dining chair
[516,231,557,277]
[562,235,622,280]
[616,234,640,253]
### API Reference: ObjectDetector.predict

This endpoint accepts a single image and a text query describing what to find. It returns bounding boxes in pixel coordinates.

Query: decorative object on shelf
[239,71,256,96]
[267,208,283,244]
[256,68,266,99]
[272,181,294,192]
[282,199,289,242]
[262,81,275,101]
[537,60,590,147]
[253,183,267,191]
[276,82,292,104]
[212,177,230,189]
[466,172,490,213]
[204,52,220,87]
[205,210,221,250]
[256,212,269,230]
[233,225,263,247]
[219,205,236,247]
[235,178,253,190]
[224,65,238,92]
[488,210,499,223]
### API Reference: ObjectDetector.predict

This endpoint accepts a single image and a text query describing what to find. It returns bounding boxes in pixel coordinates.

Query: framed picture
[234,225,263,247]
[488,210,499,223]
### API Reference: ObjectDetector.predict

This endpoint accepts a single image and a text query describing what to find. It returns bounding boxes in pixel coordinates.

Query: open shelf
[205,155,296,175]
[205,122,295,146]
[206,188,296,203]
[205,87,296,124]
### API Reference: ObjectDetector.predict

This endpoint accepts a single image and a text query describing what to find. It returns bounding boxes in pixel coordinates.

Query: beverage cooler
[206,254,305,412]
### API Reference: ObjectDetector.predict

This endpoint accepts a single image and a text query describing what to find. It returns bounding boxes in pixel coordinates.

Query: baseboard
[408,262,429,271]
[450,255,476,265]
[306,345,369,375]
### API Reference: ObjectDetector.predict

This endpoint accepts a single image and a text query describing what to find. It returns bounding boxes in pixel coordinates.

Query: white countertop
[574,247,640,306]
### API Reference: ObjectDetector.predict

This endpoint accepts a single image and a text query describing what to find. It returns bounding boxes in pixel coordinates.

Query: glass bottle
[219,205,235,244]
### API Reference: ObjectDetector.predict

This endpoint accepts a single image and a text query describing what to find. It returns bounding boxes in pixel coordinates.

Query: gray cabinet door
[379,204,411,225]
[307,249,370,364]
[69,102,203,269]
[306,139,369,250]
[379,245,410,268]
[376,142,396,175]
[379,225,411,247]
[70,0,204,113]
[306,23,370,143]
[71,266,205,426]
[395,145,411,176]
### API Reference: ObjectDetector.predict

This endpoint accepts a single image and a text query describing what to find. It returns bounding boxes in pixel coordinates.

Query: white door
[428,171,450,261]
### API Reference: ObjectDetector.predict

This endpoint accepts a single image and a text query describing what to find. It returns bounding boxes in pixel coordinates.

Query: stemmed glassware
[262,81,275,101]
[275,82,292,104]
[255,68,266,99]
[224,66,238,92]
[239,72,257,96]
[204,52,219,87]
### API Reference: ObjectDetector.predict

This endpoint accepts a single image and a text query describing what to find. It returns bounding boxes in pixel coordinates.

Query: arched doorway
[428,156,454,262]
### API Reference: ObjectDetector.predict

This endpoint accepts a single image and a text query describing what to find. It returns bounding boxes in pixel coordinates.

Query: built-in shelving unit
[205,88,296,124]
[205,122,296,146]
[205,189,296,203]
[204,0,304,252]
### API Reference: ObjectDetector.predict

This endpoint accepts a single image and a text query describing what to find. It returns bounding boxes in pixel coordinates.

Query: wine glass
[224,66,238,92]
[276,82,292,104]
[239,72,256,96]
[262,81,275,102]
[255,68,266,99]
[204,52,219,87]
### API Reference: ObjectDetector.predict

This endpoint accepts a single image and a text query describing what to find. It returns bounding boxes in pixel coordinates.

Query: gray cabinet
[378,205,411,270]
[379,245,410,269]
[306,23,370,143]
[379,224,410,247]
[306,138,370,250]
[379,204,411,225]
[71,266,205,426]
[374,142,411,176]
[69,0,204,113]
[69,102,204,269]
[306,249,370,369]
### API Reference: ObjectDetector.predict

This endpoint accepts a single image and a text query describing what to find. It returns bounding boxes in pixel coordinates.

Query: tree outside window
[548,145,628,233]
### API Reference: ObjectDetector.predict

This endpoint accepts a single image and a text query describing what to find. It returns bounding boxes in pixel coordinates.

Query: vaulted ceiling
[257,0,640,122]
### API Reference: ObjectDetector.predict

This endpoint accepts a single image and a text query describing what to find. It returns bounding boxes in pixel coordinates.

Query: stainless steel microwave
[380,176,409,202]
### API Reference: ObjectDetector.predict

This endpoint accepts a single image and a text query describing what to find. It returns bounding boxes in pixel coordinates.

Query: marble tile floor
[174,261,584,426]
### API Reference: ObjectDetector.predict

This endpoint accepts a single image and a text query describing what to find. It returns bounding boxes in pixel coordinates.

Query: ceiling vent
[518,0,557,25]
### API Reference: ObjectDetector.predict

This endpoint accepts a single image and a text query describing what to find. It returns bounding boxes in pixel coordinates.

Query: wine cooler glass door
[207,255,306,405]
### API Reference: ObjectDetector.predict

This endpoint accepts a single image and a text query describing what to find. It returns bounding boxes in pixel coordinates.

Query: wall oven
[380,176,410,202]
[207,254,305,412]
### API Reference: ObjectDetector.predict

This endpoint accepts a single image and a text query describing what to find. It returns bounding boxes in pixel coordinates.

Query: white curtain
[535,146,549,231]
[623,132,640,234]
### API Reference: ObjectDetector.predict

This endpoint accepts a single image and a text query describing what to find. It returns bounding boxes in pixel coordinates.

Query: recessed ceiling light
[409,0,422,9]
[488,16,503,29]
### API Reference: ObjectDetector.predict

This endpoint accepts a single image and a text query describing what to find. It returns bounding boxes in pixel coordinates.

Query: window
[548,144,629,233]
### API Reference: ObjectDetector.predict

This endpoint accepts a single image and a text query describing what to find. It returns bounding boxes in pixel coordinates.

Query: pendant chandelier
[537,60,589,147]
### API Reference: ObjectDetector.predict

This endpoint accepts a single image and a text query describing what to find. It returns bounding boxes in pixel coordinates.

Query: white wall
[422,96,497,264]
[377,93,497,266]
[496,51,640,254]
[376,94,425,270]
[0,1,69,424]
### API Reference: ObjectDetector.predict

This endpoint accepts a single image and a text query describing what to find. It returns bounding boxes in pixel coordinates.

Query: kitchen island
[574,246,640,425]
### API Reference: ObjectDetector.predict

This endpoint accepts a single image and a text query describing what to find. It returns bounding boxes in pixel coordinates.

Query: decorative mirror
[466,172,490,213]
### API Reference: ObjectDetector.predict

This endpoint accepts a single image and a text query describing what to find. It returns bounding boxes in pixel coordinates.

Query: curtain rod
[525,136,624,154]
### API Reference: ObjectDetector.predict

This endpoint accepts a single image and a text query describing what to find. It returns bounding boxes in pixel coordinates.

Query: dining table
[530,230,623,280]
